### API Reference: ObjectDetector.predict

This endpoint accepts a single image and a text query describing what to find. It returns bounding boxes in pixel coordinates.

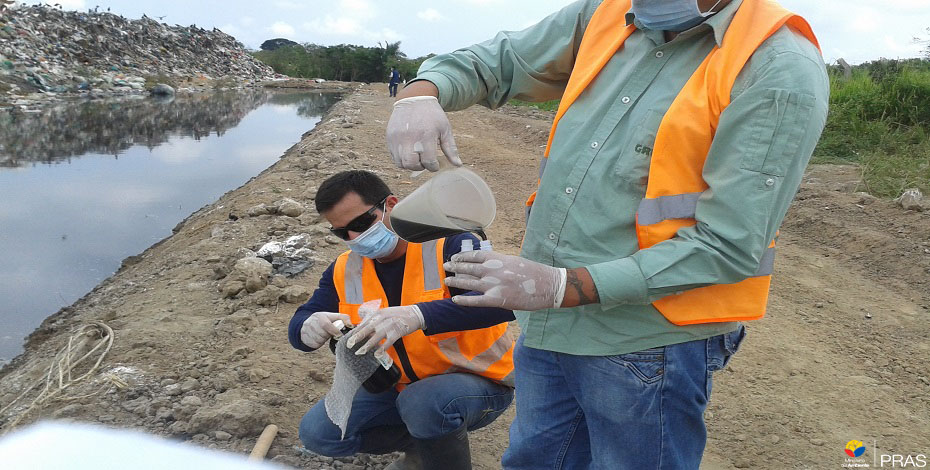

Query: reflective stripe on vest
[333,239,515,388]
[437,330,514,375]
[534,0,820,325]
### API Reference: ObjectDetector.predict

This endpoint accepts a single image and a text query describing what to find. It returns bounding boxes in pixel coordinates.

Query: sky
[17,0,930,64]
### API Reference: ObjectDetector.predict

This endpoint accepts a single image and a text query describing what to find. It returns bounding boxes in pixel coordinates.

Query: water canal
[0,90,340,363]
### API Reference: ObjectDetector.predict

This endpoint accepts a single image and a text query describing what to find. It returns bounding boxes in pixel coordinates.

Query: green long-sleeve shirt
[416,0,829,355]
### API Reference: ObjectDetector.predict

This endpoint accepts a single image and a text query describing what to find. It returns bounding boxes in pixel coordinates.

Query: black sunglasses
[329,196,389,240]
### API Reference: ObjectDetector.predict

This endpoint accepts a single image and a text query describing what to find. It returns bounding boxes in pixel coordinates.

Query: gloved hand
[443,250,568,311]
[386,96,462,171]
[347,305,425,356]
[300,312,352,349]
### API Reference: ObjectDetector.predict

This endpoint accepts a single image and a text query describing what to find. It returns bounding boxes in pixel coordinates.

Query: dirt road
[1,84,928,469]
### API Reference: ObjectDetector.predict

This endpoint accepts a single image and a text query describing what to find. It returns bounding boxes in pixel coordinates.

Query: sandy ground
[1,83,928,469]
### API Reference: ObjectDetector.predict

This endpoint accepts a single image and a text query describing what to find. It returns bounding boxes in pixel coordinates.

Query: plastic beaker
[389,168,496,243]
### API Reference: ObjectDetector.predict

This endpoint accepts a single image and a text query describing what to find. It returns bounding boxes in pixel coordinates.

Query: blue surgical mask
[631,0,723,32]
[345,211,400,260]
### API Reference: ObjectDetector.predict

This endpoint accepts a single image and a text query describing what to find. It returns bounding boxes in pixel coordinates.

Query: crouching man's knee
[297,403,358,457]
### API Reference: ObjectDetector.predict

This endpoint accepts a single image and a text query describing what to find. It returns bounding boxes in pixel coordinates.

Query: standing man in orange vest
[384,0,829,468]
[288,170,515,470]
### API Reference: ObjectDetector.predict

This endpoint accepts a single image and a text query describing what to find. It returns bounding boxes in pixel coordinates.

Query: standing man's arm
[387,0,600,172]
[445,29,830,311]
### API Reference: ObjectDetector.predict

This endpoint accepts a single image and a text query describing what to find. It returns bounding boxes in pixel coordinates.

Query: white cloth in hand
[443,250,567,311]
[346,305,425,355]
[301,311,352,349]
[386,96,462,171]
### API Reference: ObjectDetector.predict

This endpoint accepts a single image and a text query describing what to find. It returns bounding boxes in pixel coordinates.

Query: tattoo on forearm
[566,269,598,305]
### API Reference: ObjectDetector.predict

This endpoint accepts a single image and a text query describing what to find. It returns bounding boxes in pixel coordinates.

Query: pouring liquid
[391,215,486,243]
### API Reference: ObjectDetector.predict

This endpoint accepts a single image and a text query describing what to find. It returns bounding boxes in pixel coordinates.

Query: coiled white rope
[0,321,114,431]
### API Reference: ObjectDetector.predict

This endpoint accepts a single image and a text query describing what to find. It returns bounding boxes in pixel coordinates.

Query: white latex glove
[443,250,568,311]
[385,96,462,171]
[300,312,352,349]
[346,305,425,356]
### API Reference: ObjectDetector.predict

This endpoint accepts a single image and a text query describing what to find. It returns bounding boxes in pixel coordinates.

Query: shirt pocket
[612,109,664,192]
[738,89,816,177]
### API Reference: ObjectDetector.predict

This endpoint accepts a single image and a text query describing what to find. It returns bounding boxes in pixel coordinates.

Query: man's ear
[384,195,400,210]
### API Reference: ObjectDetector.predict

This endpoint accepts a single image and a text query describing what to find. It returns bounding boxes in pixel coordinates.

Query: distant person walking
[388,66,401,97]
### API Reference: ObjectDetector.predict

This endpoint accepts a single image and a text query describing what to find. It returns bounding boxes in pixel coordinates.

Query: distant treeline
[252,40,429,84]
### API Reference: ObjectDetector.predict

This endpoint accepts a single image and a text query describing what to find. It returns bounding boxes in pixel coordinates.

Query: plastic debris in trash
[256,234,316,278]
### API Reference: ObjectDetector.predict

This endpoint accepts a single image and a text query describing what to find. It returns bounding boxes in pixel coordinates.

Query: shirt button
[548,233,556,240]
[590,141,599,149]
[655,51,664,58]
[621,96,631,104]
[565,187,573,194]
[765,178,775,187]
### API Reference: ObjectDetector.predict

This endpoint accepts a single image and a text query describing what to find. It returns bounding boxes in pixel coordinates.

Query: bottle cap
[332,320,345,338]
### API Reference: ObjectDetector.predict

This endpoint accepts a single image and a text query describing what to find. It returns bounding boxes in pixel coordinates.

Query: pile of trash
[0,3,278,104]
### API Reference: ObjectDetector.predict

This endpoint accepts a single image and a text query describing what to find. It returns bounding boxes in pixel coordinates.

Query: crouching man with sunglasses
[288,170,515,470]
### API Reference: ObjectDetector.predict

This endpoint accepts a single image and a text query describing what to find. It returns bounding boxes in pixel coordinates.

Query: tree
[260,38,299,51]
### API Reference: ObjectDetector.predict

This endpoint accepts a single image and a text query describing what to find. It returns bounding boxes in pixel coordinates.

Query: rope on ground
[0,321,114,431]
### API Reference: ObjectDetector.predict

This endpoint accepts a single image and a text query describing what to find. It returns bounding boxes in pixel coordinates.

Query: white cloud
[848,9,879,33]
[882,35,923,58]
[371,27,402,43]
[300,0,391,44]
[340,0,376,20]
[303,16,362,36]
[270,21,296,37]
[273,1,305,9]
[417,8,445,22]
[218,23,240,37]
[240,16,255,27]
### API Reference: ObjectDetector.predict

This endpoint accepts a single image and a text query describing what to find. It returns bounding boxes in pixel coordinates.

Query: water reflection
[0,90,340,363]
[0,90,341,167]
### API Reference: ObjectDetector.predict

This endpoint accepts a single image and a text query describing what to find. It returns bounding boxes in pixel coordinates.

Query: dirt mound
[1,85,928,469]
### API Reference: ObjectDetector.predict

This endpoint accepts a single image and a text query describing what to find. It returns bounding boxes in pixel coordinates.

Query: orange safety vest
[528,0,820,325]
[333,239,514,389]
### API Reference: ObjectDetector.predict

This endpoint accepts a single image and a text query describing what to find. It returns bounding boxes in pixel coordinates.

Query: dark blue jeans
[299,372,514,457]
[388,82,398,97]
[503,326,746,469]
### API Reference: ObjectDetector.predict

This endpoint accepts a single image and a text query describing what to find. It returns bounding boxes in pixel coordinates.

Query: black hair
[315,170,392,214]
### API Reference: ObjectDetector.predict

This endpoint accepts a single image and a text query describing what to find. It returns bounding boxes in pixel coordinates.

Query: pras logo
[847,441,867,458]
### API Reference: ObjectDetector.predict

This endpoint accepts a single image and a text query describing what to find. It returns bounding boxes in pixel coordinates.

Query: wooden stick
[248,424,279,461]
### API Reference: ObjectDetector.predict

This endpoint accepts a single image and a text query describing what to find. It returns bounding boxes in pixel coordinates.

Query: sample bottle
[455,238,479,281]
[329,320,401,394]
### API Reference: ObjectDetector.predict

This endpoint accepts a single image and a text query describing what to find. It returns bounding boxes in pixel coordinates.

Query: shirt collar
[624,0,744,47]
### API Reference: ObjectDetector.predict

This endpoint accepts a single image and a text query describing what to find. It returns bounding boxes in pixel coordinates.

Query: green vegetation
[252,41,429,84]
[509,58,930,198]
[510,99,559,112]
[816,59,930,197]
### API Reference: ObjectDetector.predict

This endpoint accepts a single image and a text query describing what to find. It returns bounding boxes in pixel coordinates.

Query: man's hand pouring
[443,251,572,311]
[385,80,462,172]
